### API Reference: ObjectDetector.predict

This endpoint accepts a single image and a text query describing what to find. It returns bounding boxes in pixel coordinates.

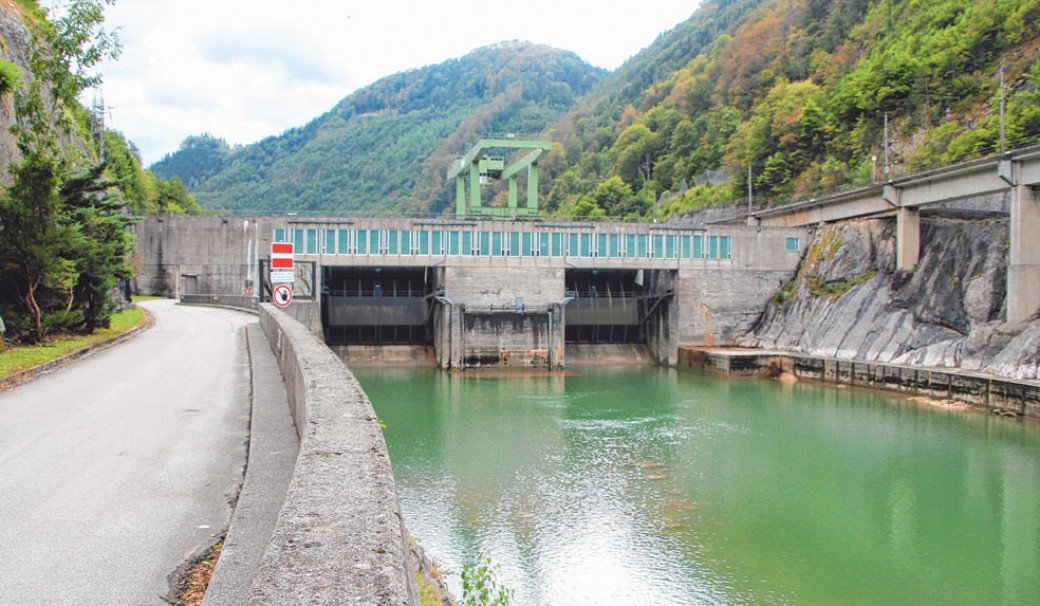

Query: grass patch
[771,281,797,305]
[811,271,877,299]
[0,306,148,379]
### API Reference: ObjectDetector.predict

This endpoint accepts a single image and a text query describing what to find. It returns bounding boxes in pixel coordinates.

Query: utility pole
[747,164,753,215]
[999,65,1007,155]
[883,113,890,181]
[92,89,109,164]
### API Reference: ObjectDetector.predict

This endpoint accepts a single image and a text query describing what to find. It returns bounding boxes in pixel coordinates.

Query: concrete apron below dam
[680,346,1040,420]
[331,343,658,368]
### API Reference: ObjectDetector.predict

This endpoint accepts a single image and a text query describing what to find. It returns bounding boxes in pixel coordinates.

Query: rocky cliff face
[0,5,33,178]
[740,217,1040,381]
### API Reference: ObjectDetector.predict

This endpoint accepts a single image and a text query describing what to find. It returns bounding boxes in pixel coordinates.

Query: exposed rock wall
[740,218,1040,381]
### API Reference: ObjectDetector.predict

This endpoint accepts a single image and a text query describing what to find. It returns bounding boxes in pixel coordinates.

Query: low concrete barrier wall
[679,347,1040,419]
[254,303,419,606]
[180,294,258,312]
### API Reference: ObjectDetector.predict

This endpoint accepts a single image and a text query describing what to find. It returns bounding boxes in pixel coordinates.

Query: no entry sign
[272,283,293,308]
[271,242,294,268]
[270,242,295,284]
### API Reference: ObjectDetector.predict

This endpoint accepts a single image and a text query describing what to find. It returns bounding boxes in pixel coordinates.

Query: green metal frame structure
[449,138,553,219]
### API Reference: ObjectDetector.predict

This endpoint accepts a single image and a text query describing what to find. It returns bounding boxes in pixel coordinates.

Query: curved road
[0,300,253,605]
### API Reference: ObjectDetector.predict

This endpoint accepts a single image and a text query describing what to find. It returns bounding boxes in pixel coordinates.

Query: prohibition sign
[272,283,293,308]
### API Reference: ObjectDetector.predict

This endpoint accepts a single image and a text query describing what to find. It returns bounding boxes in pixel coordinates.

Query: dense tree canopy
[547,0,1040,219]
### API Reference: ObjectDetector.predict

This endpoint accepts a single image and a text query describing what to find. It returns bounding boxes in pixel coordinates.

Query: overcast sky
[76,1,701,165]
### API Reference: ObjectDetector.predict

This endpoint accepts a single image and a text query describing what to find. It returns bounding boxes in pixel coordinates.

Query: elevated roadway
[748,144,1040,322]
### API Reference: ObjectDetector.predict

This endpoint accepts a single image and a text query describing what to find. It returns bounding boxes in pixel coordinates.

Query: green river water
[353,365,1040,606]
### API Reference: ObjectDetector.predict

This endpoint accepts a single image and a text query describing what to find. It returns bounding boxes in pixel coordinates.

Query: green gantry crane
[449,137,553,219]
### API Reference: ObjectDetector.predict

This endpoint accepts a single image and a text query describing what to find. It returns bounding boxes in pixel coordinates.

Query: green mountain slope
[152,42,605,213]
[547,0,1040,219]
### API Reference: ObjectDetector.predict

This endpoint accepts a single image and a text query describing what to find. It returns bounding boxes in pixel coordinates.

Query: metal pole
[1000,65,1007,155]
[747,164,753,214]
[883,113,890,181]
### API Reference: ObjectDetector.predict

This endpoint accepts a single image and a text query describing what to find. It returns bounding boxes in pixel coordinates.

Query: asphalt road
[0,300,253,605]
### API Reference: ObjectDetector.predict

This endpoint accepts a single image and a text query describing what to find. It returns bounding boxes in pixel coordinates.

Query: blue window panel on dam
[370,230,381,255]
[401,231,412,255]
[637,234,648,258]
[521,232,533,257]
[418,231,430,256]
[448,231,460,256]
[324,230,336,254]
[626,234,636,258]
[491,232,503,256]
[305,229,319,255]
[566,233,579,257]
[680,235,693,259]
[580,233,592,257]
[337,230,349,255]
[432,231,444,256]
[597,234,608,258]
[461,232,473,256]
[387,231,399,255]
[652,235,664,259]
[274,229,287,243]
[551,233,563,257]
[356,230,368,255]
[292,229,304,253]
[509,232,520,257]
[608,234,621,258]
[720,236,732,259]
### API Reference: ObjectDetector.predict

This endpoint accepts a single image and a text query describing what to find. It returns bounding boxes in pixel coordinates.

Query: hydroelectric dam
[130,215,807,368]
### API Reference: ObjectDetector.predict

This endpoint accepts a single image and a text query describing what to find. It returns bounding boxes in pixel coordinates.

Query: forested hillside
[546,0,1040,218]
[155,0,1040,218]
[152,42,604,213]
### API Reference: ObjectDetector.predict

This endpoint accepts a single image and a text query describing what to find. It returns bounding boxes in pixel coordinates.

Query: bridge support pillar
[896,206,920,271]
[1008,184,1040,323]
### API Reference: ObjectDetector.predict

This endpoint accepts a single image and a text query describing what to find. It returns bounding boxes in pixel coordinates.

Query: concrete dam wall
[130,215,807,367]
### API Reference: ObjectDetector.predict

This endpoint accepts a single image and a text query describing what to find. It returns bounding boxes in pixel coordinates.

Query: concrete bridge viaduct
[747,143,1040,323]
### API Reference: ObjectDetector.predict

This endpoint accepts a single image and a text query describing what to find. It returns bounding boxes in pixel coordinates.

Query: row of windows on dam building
[269,227,776,261]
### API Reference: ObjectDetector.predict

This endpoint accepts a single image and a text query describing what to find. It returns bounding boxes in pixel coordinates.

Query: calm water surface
[353,365,1040,606]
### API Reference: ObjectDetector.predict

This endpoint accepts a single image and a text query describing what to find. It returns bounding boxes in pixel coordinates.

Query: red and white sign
[272,283,293,308]
[271,242,294,270]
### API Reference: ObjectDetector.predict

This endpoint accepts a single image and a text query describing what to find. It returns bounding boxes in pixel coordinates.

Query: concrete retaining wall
[180,294,258,312]
[253,303,419,606]
[678,347,1040,419]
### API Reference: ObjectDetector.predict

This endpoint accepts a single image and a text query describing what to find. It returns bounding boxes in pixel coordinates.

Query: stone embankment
[248,304,419,605]
[739,218,1040,381]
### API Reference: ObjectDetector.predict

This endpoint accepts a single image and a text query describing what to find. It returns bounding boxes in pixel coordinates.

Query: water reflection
[354,364,1040,606]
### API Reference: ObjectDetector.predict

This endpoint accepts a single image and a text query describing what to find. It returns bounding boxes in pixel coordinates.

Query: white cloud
[81,0,701,164]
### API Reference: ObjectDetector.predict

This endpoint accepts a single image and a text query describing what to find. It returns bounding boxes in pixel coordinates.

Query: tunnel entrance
[322,267,433,345]
[564,269,670,344]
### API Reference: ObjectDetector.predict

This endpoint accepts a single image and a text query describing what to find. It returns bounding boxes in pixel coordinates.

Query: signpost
[272,283,293,308]
[271,242,294,284]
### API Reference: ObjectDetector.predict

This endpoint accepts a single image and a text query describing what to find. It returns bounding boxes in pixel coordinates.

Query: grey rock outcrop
[740,217,1040,381]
